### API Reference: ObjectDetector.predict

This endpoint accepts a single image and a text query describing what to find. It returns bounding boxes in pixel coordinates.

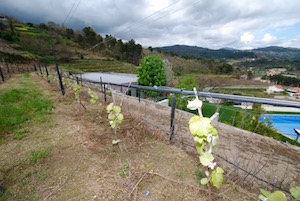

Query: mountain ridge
[156,45,300,61]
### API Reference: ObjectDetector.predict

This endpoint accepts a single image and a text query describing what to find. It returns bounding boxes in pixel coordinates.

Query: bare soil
[0,74,256,201]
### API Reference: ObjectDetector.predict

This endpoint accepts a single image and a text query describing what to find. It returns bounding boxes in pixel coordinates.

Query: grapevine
[187,87,224,199]
[72,83,86,111]
[106,102,124,146]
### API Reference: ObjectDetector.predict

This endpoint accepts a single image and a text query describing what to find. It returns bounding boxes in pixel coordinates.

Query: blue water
[260,115,300,141]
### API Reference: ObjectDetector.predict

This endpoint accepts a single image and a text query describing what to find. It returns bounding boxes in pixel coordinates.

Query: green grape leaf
[209,126,218,136]
[117,113,124,122]
[88,89,93,96]
[110,121,116,129]
[189,116,214,137]
[216,167,224,174]
[113,106,121,113]
[196,142,205,156]
[194,136,203,144]
[106,103,113,111]
[200,178,209,185]
[290,186,300,199]
[199,152,214,167]
[210,167,224,189]
[189,116,201,136]
[260,189,271,198]
[90,98,97,104]
[108,113,115,120]
[267,191,286,201]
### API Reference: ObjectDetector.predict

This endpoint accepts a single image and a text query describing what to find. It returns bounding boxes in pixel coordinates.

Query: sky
[1,0,300,50]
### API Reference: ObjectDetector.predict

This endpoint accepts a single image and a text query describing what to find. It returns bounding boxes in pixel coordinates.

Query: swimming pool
[260,115,300,141]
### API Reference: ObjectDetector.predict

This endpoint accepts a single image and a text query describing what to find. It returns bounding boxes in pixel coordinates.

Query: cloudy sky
[1,0,300,49]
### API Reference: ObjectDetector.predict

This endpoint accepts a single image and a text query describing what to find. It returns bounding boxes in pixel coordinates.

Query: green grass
[202,102,243,124]
[29,149,49,164]
[0,84,53,140]
[210,88,271,98]
[61,59,138,74]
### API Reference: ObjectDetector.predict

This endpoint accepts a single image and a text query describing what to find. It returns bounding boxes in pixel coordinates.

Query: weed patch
[0,88,52,139]
[29,149,49,164]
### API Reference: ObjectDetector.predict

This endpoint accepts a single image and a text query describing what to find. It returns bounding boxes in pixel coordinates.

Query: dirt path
[0,74,255,201]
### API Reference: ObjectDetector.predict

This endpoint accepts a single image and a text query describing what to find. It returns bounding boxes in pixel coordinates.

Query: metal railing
[79,77,300,108]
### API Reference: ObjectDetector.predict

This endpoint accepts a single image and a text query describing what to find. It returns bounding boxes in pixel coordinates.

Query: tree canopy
[137,56,167,87]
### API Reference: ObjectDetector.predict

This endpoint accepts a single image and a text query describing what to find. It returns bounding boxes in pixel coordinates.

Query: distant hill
[156,45,256,60]
[156,45,300,61]
[253,46,300,61]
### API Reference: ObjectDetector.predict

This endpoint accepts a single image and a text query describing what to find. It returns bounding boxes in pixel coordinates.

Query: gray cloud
[1,0,300,49]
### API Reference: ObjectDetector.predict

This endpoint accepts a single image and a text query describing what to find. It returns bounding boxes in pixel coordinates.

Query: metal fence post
[104,84,107,103]
[169,96,176,142]
[34,64,37,73]
[100,77,103,92]
[45,64,49,78]
[138,87,141,102]
[53,53,65,96]
[294,129,300,142]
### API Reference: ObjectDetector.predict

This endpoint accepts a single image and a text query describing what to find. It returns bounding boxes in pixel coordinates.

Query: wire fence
[16,64,300,195]
[0,62,36,83]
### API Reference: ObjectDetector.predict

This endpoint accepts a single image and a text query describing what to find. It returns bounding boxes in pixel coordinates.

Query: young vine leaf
[72,83,81,101]
[290,186,300,200]
[88,88,99,105]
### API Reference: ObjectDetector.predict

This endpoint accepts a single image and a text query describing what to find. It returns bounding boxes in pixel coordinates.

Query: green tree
[122,39,142,65]
[175,77,197,90]
[65,28,74,39]
[247,70,254,80]
[82,26,102,46]
[138,56,167,87]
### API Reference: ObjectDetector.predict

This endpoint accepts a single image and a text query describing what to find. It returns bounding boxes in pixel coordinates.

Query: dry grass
[0,74,256,201]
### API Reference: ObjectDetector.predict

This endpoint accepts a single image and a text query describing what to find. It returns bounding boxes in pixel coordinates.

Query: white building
[266,85,284,94]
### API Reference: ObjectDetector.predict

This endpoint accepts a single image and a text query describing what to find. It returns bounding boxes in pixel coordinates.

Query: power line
[87,0,202,52]
[125,0,201,34]
[116,0,184,36]
[66,0,81,27]
[63,0,78,25]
